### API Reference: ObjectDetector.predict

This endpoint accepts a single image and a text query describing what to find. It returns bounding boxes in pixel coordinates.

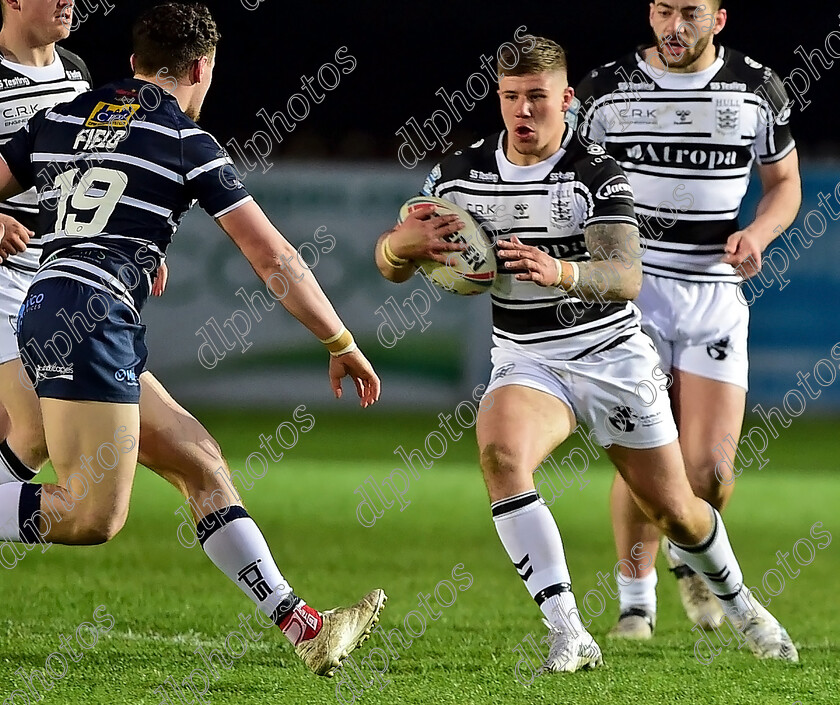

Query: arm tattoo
[573,222,643,302]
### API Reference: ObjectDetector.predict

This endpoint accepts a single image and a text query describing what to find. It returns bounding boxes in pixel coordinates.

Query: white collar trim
[635,45,725,90]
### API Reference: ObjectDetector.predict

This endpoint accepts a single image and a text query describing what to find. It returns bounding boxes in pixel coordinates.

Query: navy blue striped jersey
[0,77,251,311]
[0,45,91,272]
[420,128,642,360]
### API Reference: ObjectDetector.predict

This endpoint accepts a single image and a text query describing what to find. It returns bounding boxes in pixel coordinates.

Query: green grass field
[0,411,837,705]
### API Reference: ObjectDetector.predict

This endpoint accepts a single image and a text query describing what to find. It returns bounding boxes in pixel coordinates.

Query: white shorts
[637,275,749,391]
[485,330,679,450]
[0,266,30,364]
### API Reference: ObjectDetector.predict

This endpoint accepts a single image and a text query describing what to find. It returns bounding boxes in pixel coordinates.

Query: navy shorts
[16,278,147,403]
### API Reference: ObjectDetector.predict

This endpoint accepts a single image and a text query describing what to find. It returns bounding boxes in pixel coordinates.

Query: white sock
[663,539,682,566]
[668,506,751,621]
[197,507,298,626]
[0,482,23,540]
[617,569,658,614]
[0,441,38,485]
[0,482,44,541]
[491,491,583,632]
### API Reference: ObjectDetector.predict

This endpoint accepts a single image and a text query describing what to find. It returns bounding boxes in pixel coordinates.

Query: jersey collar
[495,125,573,182]
[634,44,725,90]
[0,48,65,82]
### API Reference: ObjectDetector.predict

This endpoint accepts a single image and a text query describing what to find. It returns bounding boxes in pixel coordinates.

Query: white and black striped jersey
[0,46,91,273]
[421,128,642,360]
[574,45,795,283]
[0,78,251,313]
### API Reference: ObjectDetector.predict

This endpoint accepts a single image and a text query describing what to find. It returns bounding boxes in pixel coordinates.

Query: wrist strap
[553,259,580,290]
[320,327,356,356]
[382,236,409,268]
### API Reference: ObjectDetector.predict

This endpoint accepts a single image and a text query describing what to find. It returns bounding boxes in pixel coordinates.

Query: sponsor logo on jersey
[549,171,575,182]
[709,81,747,91]
[618,81,656,91]
[468,202,503,219]
[1,77,30,89]
[587,144,606,156]
[2,103,39,120]
[744,56,764,70]
[624,143,739,169]
[715,98,741,133]
[85,101,139,128]
[595,176,634,201]
[674,109,693,125]
[469,169,499,183]
[66,70,84,81]
[618,107,658,125]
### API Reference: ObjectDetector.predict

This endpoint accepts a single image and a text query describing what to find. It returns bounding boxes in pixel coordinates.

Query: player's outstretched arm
[498,223,642,301]
[374,204,465,283]
[722,149,802,279]
[217,200,380,407]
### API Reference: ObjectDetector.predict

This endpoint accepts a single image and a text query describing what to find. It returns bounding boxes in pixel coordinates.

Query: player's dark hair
[132,2,220,79]
[497,36,567,78]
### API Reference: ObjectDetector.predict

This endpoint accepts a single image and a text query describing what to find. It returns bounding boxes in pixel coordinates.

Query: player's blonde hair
[497,36,567,78]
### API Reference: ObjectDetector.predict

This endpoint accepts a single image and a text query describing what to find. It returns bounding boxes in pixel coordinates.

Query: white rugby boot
[736,597,799,662]
[295,589,387,677]
[538,620,604,674]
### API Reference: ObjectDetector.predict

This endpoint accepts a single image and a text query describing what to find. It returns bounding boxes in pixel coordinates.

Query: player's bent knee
[479,443,527,479]
[75,511,129,545]
[684,454,732,504]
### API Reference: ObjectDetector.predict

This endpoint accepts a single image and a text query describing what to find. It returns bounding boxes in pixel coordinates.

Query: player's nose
[514,97,532,116]
[664,13,684,38]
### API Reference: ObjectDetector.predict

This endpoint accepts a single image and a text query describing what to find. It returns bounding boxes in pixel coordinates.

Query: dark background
[62,0,840,164]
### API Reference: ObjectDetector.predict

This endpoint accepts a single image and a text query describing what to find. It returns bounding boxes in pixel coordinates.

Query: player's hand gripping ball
[397,196,496,296]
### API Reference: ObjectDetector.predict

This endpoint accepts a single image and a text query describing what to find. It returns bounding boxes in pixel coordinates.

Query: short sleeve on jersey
[755,69,796,164]
[420,163,442,197]
[182,131,252,218]
[572,71,611,148]
[578,147,638,229]
[0,111,42,190]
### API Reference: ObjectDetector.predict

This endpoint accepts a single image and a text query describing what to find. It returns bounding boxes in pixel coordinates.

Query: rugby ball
[397,196,496,296]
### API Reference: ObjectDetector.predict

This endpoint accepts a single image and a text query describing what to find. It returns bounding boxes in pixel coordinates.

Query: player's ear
[129,54,136,74]
[192,55,210,85]
[562,86,575,112]
[713,9,727,34]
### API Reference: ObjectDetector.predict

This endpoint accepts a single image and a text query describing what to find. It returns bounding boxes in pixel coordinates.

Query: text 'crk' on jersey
[421,127,642,360]
[574,46,795,283]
